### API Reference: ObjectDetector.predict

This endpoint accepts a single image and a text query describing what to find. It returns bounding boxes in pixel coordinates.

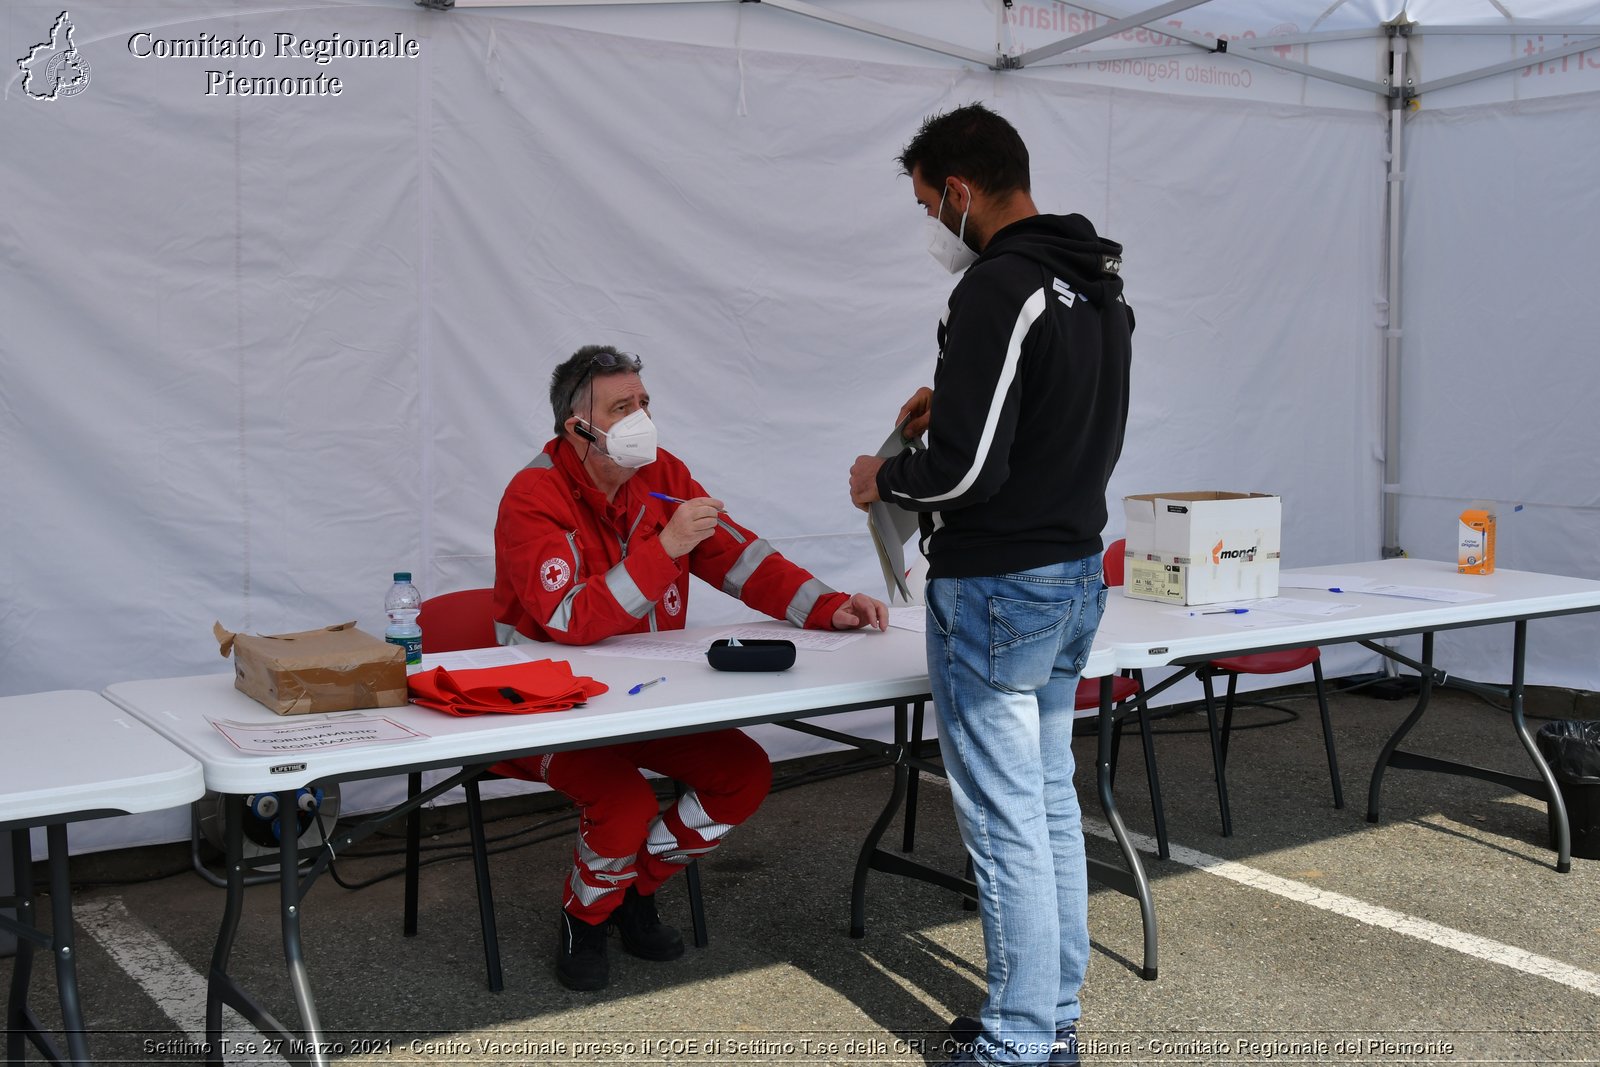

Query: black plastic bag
[1535,720,1600,784]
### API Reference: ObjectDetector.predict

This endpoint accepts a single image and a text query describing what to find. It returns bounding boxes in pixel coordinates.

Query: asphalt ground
[6,682,1600,1067]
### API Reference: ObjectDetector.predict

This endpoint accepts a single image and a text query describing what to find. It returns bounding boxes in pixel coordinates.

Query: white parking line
[1084,819,1600,997]
[73,897,256,1064]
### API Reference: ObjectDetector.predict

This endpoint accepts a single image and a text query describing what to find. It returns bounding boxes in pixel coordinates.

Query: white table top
[1101,557,1600,667]
[0,690,206,830]
[106,621,1023,794]
[106,559,1596,797]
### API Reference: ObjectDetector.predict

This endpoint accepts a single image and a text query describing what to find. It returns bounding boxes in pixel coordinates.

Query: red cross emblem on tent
[540,557,572,593]
[662,583,682,617]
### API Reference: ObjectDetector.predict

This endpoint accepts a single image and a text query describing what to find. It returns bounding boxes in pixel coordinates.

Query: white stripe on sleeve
[891,287,1048,505]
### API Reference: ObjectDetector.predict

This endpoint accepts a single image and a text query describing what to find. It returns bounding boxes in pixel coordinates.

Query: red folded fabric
[407,659,608,717]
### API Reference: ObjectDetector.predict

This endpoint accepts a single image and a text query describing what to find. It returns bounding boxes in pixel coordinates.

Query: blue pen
[649,492,726,513]
[1328,587,1345,593]
[628,676,667,695]
[1193,608,1248,615]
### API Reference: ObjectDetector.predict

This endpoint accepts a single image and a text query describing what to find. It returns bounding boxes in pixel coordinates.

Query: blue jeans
[926,556,1106,1067]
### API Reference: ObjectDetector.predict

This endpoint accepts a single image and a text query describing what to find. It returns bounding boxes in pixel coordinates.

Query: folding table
[1096,557,1600,871]
[103,624,1155,1067]
[2,690,205,1066]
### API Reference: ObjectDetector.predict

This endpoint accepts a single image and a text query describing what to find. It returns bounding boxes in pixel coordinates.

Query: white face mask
[585,408,658,469]
[925,183,977,274]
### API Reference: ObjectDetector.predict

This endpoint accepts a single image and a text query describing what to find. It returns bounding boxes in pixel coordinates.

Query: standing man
[849,104,1133,1067]
[496,343,887,993]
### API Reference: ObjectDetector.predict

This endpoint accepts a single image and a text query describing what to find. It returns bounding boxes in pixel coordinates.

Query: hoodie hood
[976,213,1125,307]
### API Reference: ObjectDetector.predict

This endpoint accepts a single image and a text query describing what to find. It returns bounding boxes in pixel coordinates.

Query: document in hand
[868,421,924,603]
[407,659,608,716]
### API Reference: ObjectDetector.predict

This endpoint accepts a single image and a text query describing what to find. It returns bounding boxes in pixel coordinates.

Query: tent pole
[1381,18,1413,560]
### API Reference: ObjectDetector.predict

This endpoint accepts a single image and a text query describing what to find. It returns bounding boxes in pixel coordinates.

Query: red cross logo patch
[662,583,682,617]
[539,557,572,593]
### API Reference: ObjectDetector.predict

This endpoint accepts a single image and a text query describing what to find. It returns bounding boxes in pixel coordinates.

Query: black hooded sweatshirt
[876,212,1133,580]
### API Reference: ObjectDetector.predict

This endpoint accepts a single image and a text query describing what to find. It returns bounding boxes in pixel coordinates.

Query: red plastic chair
[404,586,710,989]
[418,588,497,654]
[1197,639,1343,837]
[403,588,505,990]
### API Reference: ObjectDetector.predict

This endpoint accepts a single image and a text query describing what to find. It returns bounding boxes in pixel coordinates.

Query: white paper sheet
[715,627,866,651]
[209,714,428,755]
[1356,583,1493,604]
[888,606,927,633]
[1276,574,1373,592]
[1164,605,1307,628]
[1256,596,1360,617]
[582,636,718,663]
[417,646,535,672]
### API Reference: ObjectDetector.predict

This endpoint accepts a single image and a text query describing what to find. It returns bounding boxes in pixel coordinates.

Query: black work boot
[555,909,610,991]
[611,886,685,961]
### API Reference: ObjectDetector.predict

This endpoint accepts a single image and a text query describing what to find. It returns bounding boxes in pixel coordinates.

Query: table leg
[7,828,54,1065]
[276,791,328,1067]
[902,702,926,854]
[1092,675,1158,981]
[44,823,90,1065]
[1506,622,1571,873]
[1198,671,1234,838]
[205,794,245,1066]
[850,702,911,939]
[1366,632,1436,823]
[1366,627,1573,871]
[402,772,422,937]
[3,825,84,1066]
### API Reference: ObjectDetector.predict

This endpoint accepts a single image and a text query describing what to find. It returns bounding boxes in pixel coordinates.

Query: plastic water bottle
[384,571,423,665]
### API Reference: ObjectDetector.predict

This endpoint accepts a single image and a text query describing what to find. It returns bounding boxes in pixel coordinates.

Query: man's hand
[658,496,724,559]
[831,592,889,631]
[895,387,934,440]
[849,455,885,511]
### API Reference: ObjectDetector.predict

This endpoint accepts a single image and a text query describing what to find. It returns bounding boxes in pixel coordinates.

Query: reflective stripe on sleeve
[544,582,587,631]
[605,559,653,619]
[720,538,777,598]
[784,577,835,628]
[525,452,554,470]
[495,620,531,645]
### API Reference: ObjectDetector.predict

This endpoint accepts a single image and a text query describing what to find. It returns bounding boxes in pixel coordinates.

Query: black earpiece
[573,420,598,443]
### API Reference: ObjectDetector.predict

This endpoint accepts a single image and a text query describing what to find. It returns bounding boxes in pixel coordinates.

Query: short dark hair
[549,344,644,435]
[897,102,1031,197]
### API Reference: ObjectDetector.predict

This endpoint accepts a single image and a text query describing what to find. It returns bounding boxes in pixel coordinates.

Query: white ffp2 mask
[926,183,977,274]
[586,408,658,468]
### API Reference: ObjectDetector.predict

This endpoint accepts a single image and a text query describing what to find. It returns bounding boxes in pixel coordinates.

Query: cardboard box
[1123,491,1281,605]
[214,620,407,715]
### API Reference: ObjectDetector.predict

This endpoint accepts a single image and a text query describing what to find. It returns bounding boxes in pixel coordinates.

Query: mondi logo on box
[1211,539,1258,564]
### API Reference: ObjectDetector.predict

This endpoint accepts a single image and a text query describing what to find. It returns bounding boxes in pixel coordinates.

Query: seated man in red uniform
[493,343,888,991]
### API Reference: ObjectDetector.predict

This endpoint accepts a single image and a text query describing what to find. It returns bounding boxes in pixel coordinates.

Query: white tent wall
[1,0,1589,857]
[1392,89,1600,690]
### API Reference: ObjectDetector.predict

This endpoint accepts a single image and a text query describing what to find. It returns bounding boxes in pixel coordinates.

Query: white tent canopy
[3,0,1598,853]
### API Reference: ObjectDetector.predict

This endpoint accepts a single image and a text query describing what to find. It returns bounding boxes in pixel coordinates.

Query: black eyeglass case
[706,639,796,672]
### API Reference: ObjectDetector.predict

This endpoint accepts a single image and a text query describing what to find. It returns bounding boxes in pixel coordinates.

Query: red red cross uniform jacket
[491,438,848,923]
[493,438,849,646]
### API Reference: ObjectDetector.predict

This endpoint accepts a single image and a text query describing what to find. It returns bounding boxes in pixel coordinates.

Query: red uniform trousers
[497,728,771,924]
